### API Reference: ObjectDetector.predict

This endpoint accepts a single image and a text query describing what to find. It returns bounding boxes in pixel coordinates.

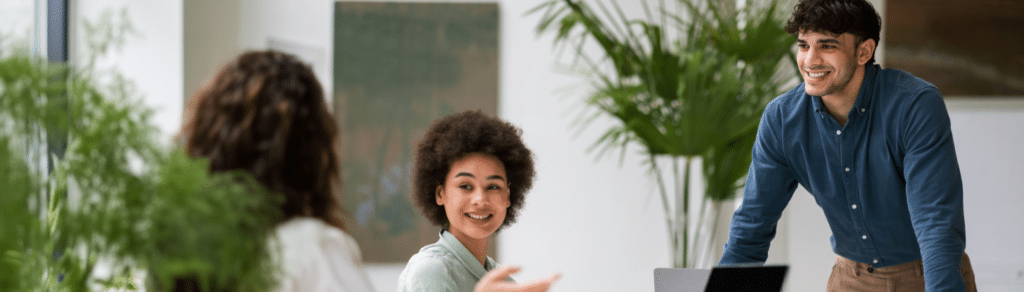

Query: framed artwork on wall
[885,0,1024,96]
[332,2,500,263]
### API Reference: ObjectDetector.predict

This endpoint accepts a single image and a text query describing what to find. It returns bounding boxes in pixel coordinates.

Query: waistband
[835,255,922,277]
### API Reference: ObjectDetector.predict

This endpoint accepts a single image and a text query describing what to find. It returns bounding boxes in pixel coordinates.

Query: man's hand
[474,265,562,292]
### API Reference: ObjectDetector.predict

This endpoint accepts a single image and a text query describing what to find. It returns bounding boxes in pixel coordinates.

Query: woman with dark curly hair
[181,50,373,291]
[397,110,560,292]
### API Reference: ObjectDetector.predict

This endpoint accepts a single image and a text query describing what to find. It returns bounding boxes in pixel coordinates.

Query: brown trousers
[826,253,977,292]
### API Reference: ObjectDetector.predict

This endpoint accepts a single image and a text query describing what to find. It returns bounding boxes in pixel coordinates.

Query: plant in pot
[531,0,798,268]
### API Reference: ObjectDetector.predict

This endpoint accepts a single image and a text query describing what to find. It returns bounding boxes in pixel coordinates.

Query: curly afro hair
[784,0,881,64]
[412,110,535,230]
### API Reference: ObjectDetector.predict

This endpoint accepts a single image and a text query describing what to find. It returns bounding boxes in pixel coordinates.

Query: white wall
[68,0,183,286]
[0,0,43,55]
[948,100,1024,291]
[499,1,675,290]
[72,0,183,146]
[183,0,240,105]
[236,0,334,98]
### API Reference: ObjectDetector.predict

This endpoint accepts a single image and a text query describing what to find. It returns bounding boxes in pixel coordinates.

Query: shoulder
[755,85,812,138]
[764,84,811,120]
[272,218,373,291]
[872,67,954,147]
[398,244,460,291]
[878,67,935,90]
[273,218,324,267]
[405,254,453,278]
[877,67,943,105]
[874,67,948,121]
[274,218,362,259]
[403,243,458,277]
[768,84,808,109]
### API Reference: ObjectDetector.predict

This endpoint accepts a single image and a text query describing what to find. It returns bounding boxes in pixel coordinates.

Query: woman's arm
[474,266,561,292]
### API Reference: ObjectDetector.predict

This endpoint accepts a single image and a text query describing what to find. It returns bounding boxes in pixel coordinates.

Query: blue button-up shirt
[720,64,967,291]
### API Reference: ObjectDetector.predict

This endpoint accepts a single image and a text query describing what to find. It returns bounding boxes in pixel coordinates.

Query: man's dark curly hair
[784,0,882,64]
[412,110,535,230]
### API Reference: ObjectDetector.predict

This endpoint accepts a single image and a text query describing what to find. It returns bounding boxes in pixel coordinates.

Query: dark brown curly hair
[413,110,535,230]
[180,50,344,230]
[785,0,881,64]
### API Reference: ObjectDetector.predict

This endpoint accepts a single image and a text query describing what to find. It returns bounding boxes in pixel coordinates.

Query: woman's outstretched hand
[474,266,562,292]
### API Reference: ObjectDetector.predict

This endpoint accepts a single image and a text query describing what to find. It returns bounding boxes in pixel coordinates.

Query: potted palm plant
[532,0,798,268]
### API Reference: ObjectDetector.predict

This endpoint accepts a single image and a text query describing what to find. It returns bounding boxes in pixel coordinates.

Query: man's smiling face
[797,30,866,99]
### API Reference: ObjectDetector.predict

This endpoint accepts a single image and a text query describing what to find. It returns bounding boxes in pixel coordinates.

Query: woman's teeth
[467,214,491,220]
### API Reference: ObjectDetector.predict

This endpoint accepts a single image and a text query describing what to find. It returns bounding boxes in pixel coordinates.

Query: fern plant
[0,9,282,291]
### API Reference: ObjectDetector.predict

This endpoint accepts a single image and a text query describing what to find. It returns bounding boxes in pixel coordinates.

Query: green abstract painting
[333,2,499,263]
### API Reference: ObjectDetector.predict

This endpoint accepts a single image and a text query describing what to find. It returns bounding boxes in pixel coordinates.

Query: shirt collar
[852,64,879,113]
[809,64,879,115]
[439,229,495,279]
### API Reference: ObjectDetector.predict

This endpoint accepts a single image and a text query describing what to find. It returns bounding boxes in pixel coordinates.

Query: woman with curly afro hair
[397,110,560,292]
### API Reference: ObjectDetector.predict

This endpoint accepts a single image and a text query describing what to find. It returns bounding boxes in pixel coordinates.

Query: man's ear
[857,38,876,65]
[435,185,444,206]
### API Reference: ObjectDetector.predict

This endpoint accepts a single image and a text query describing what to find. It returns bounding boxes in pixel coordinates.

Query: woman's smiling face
[436,152,510,246]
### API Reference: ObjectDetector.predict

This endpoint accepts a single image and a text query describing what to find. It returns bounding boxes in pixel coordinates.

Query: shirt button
[836,130,841,135]
[852,204,857,209]
[861,108,866,112]
[873,259,879,264]
[845,167,850,172]
[862,235,867,239]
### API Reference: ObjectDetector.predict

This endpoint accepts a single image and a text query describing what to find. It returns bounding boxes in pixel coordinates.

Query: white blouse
[272,218,376,292]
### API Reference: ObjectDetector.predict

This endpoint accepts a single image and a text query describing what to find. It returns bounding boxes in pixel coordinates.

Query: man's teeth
[809,72,826,78]
[467,214,491,220]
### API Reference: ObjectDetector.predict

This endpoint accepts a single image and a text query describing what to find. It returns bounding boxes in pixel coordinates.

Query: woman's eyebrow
[454,172,505,182]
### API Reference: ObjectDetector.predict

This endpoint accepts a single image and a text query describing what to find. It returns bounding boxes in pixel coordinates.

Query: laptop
[654,265,788,292]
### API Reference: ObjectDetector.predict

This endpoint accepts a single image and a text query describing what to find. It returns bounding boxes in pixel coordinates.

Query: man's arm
[900,88,967,291]
[720,104,799,265]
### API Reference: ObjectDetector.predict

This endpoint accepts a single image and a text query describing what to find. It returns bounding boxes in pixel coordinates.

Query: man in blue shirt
[718,0,978,291]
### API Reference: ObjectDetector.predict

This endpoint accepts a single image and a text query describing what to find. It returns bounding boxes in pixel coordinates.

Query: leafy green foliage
[0,54,69,291]
[144,151,282,292]
[534,0,795,160]
[0,10,282,291]
[532,0,798,267]
[0,136,45,291]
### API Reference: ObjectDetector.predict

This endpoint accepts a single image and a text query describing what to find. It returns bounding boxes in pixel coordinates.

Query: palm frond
[532,0,799,267]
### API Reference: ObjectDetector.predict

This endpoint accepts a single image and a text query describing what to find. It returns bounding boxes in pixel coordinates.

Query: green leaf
[531,0,800,266]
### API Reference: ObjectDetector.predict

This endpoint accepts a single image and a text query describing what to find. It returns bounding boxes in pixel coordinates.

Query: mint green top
[396,230,499,292]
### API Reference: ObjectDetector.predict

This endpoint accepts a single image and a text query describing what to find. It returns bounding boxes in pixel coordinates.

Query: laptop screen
[653,267,713,291]
[654,265,788,292]
[702,265,788,292]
